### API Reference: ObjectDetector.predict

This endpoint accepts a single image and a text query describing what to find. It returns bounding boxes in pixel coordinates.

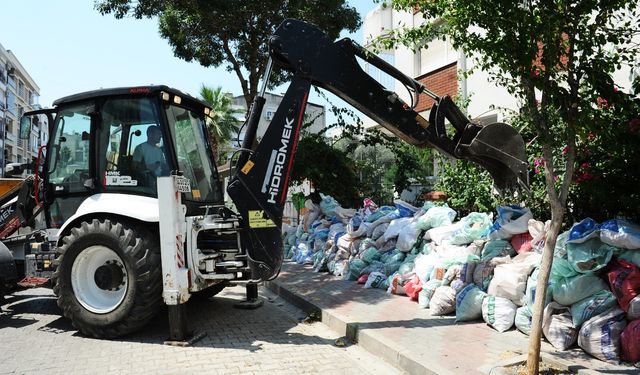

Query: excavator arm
[227,19,529,280]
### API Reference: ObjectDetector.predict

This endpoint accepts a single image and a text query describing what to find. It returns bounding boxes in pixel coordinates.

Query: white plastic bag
[542,302,578,351]
[599,219,640,249]
[488,252,542,306]
[366,215,394,238]
[425,222,464,245]
[528,219,551,252]
[488,205,533,240]
[416,206,457,230]
[482,295,517,333]
[418,279,442,309]
[396,219,422,252]
[578,307,628,363]
[370,222,389,241]
[413,252,440,284]
[383,217,413,242]
[429,286,457,316]
[364,271,387,289]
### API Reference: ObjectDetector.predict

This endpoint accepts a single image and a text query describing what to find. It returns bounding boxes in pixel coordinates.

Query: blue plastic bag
[394,199,419,218]
[488,205,533,240]
[567,218,600,244]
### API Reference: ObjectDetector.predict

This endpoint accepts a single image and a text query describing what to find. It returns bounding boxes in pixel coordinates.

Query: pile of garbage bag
[282,196,640,365]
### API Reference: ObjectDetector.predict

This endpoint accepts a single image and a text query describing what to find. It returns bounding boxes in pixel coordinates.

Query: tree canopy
[380,1,639,372]
[199,85,241,143]
[96,0,361,107]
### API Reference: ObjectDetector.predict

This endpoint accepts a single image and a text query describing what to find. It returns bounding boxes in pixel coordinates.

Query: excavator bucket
[455,122,529,192]
[426,96,529,192]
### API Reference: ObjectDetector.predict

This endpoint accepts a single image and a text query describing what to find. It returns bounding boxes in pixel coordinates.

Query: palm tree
[199,85,243,144]
[199,85,243,164]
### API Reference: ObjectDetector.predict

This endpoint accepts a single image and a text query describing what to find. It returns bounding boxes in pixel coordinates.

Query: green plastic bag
[551,273,608,306]
[389,250,406,263]
[416,205,456,230]
[525,268,553,309]
[398,261,415,275]
[481,240,515,261]
[362,247,380,263]
[348,259,367,281]
[566,238,615,274]
[515,306,533,335]
[360,261,385,276]
[550,257,579,280]
[554,231,570,258]
[570,290,617,327]
[384,260,402,275]
[450,213,492,245]
[455,284,487,322]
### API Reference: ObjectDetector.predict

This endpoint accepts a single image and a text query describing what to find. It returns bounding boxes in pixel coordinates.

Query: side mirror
[19,116,32,139]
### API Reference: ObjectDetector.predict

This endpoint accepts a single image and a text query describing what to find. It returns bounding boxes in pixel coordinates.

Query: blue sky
[0,0,377,113]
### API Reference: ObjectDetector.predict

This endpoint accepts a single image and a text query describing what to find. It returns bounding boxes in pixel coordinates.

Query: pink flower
[562,145,569,155]
[597,97,609,109]
[533,156,545,166]
[587,132,595,141]
[581,162,590,169]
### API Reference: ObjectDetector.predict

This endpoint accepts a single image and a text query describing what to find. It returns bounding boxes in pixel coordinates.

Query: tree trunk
[527,204,564,374]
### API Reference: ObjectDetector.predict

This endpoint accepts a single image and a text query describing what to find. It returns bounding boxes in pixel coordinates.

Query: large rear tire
[52,219,162,338]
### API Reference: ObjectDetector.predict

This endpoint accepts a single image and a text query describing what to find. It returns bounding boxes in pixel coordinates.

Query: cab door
[45,102,95,228]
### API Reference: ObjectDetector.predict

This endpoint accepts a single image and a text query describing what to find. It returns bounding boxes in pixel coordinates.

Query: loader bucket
[456,122,529,192]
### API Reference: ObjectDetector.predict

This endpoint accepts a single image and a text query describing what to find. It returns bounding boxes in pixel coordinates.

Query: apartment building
[362,6,638,126]
[0,42,48,177]
[362,6,520,130]
[231,92,326,144]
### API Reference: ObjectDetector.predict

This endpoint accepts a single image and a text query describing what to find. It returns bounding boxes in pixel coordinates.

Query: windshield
[165,105,222,203]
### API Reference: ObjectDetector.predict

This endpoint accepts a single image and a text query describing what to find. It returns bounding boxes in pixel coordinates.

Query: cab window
[98,98,169,195]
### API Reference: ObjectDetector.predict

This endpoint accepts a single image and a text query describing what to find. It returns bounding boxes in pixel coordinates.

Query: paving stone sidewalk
[0,285,401,375]
[267,261,639,375]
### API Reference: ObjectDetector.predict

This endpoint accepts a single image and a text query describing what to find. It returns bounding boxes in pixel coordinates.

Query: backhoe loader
[0,19,528,341]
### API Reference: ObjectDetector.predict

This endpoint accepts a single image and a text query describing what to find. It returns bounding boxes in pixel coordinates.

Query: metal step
[215,261,244,268]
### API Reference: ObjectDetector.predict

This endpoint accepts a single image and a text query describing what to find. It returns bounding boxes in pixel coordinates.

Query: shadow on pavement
[1,286,341,352]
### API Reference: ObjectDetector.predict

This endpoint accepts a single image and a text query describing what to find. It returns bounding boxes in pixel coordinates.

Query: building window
[6,92,16,115]
[18,81,25,98]
[7,74,16,89]
[364,53,395,90]
[265,107,277,121]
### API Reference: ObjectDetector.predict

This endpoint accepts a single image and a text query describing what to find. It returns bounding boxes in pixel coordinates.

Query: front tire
[52,219,162,338]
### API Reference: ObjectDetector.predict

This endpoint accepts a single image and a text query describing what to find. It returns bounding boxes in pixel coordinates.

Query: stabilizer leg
[234,282,264,310]
[164,304,206,346]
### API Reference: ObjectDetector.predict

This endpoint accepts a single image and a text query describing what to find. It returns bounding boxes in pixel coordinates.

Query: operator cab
[23,86,223,227]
